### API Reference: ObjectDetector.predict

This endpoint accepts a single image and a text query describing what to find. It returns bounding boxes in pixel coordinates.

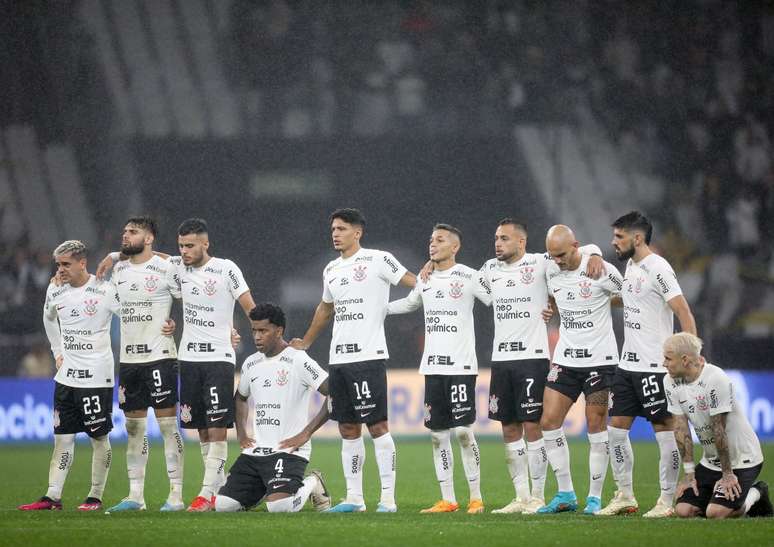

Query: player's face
[178,233,208,266]
[331,218,361,253]
[252,319,283,354]
[495,224,525,262]
[663,348,685,378]
[429,229,458,263]
[54,253,87,283]
[121,223,152,256]
[547,240,578,270]
[611,228,636,261]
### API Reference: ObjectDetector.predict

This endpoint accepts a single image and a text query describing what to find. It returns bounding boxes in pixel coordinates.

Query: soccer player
[19,241,119,511]
[215,303,331,512]
[663,333,771,519]
[597,212,696,517]
[167,218,256,512]
[387,223,490,514]
[103,216,186,513]
[538,225,623,515]
[290,208,416,513]
[481,219,605,514]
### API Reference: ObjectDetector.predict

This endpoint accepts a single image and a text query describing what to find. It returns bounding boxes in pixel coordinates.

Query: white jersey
[43,275,120,388]
[237,347,327,461]
[322,248,407,365]
[387,263,490,375]
[167,256,249,364]
[112,255,177,363]
[548,255,622,368]
[665,363,763,471]
[620,254,684,372]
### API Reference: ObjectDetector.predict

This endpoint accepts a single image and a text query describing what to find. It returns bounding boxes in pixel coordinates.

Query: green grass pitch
[2,439,773,547]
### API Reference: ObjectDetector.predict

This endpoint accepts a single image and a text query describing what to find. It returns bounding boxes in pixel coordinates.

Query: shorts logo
[547,365,561,382]
[118,385,126,404]
[488,395,499,414]
[276,369,289,387]
[423,403,431,423]
[695,394,708,412]
[520,267,534,284]
[180,404,192,423]
[83,299,99,316]
[53,409,60,428]
[449,282,464,299]
[353,265,367,282]
[204,278,217,296]
[578,281,592,299]
[144,275,159,293]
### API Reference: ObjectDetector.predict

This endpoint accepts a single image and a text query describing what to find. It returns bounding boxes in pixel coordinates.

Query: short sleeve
[297,352,328,390]
[107,282,121,314]
[379,251,408,285]
[652,261,683,303]
[237,363,252,397]
[322,270,334,303]
[225,260,249,298]
[166,257,182,298]
[665,384,684,415]
[474,270,492,306]
[708,372,734,416]
[601,263,623,295]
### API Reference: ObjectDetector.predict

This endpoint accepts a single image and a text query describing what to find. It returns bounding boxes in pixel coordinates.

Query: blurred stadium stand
[1,0,773,375]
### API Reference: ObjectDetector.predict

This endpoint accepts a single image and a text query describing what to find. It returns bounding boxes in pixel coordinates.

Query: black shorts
[424,375,477,430]
[489,359,549,423]
[609,368,670,422]
[328,360,388,425]
[179,361,235,430]
[53,382,113,438]
[219,452,308,509]
[676,463,763,513]
[546,364,616,402]
[118,359,178,412]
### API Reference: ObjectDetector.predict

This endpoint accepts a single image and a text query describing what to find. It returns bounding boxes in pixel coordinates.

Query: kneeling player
[664,333,771,520]
[215,304,331,513]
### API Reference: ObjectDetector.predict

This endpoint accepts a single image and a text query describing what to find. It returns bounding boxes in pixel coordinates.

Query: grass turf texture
[2,439,772,547]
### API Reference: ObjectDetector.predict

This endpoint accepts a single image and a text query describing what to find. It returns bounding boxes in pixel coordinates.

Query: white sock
[527,438,547,501]
[373,433,396,506]
[587,430,609,499]
[199,441,226,498]
[341,437,365,505]
[455,426,482,501]
[543,428,574,493]
[743,486,762,514]
[214,494,242,512]
[157,416,184,502]
[656,430,680,505]
[266,476,316,513]
[125,417,148,502]
[88,435,112,500]
[46,434,75,500]
[608,426,634,497]
[505,439,530,500]
[431,429,456,503]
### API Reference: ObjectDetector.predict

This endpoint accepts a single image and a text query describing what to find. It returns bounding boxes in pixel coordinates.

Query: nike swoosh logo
[56,305,66,310]
[588,378,602,386]
[154,397,167,404]
[89,427,100,432]
[328,278,337,284]
[117,281,127,285]
[422,287,432,292]
[491,278,501,283]
[360,412,372,418]
[210,416,223,422]
[553,288,561,293]
[181,280,189,284]
[679,400,687,404]
[272,485,283,489]
[526,409,539,414]
[650,409,660,415]
[453,414,465,421]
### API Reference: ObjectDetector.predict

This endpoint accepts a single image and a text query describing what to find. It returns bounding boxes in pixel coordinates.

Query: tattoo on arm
[710,413,733,474]
[674,415,694,465]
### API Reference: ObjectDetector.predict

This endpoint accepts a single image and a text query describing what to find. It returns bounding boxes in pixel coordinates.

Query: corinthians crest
[578,281,592,299]
[449,281,464,299]
[118,385,126,404]
[423,403,432,422]
[83,298,99,316]
[489,394,499,414]
[276,369,289,386]
[520,267,535,284]
[144,275,159,293]
[180,404,192,423]
[204,278,217,296]
[696,394,709,412]
[353,265,367,281]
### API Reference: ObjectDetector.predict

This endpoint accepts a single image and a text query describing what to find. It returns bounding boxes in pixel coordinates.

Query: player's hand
[715,472,742,501]
[95,254,115,280]
[238,435,256,449]
[586,254,606,279]
[278,431,311,453]
[541,307,553,323]
[231,328,241,350]
[55,355,63,370]
[50,272,64,287]
[676,474,698,498]
[289,338,308,350]
[419,260,434,282]
[161,319,175,336]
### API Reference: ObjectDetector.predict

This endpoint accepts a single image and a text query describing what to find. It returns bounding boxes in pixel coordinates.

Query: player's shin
[587,430,609,499]
[158,416,184,502]
[431,429,456,503]
[655,430,679,505]
[125,417,148,502]
[455,426,481,501]
[89,435,112,501]
[46,434,76,500]
[505,439,530,501]
[608,426,634,497]
[543,428,574,492]
[527,438,547,501]
[199,441,227,498]
[341,437,365,505]
[373,433,396,507]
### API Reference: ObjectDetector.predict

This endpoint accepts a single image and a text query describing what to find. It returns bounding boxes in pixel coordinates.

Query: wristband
[109,252,121,262]
[683,462,695,474]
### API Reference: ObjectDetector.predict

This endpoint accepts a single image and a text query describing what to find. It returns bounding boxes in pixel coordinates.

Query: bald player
[538,225,623,515]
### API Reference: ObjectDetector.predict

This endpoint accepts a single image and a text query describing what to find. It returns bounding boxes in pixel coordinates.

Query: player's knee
[430,430,448,448]
[454,426,472,447]
[367,421,389,438]
[125,417,145,436]
[675,503,701,518]
[214,495,242,512]
[705,504,733,520]
[266,496,297,513]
